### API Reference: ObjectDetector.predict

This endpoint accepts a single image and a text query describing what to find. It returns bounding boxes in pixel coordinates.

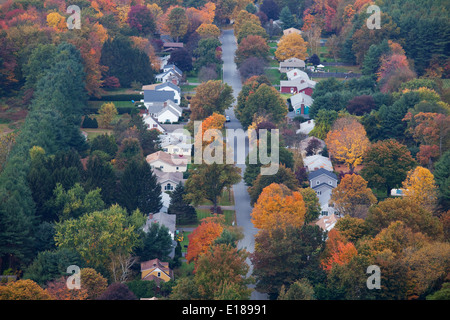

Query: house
[308,168,338,216]
[163,64,183,78]
[290,92,313,116]
[146,150,189,173]
[145,99,182,124]
[304,154,333,172]
[144,90,175,107]
[283,27,302,36]
[279,57,306,73]
[145,211,177,239]
[162,42,184,52]
[296,119,315,135]
[315,213,339,231]
[155,68,182,84]
[160,132,192,156]
[286,68,309,81]
[154,170,184,193]
[280,79,316,95]
[142,82,181,105]
[142,114,165,133]
[141,259,174,285]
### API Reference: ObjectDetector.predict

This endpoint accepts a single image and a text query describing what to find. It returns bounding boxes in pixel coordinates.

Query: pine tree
[168,183,197,225]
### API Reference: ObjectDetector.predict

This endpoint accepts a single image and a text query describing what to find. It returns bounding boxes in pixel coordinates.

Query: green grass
[180,231,191,254]
[265,68,281,85]
[180,84,197,92]
[82,128,113,140]
[196,209,235,226]
[87,100,136,109]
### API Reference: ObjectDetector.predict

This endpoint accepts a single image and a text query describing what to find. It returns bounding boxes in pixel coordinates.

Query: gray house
[308,168,338,216]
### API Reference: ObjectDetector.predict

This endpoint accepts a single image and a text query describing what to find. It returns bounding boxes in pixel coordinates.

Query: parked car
[226,115,230,122]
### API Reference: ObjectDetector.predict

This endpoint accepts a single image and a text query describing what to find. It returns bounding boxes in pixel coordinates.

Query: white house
[142,82,181,105]
[308,168,338,216]
[146,150,189,173]
[160,132,192,156]
[286,68,309,81]
[156,100,183,124]
[296,119,315,135]
[154,170,184,193]
[143,114,165,133]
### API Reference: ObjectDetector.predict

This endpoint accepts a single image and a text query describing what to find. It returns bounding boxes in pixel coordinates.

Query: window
[316,181,320,185]
[317,191,322,195]
[329,181,332,185]
[165,183,173,191]
[157,272,161,277]
[176,167,179,170]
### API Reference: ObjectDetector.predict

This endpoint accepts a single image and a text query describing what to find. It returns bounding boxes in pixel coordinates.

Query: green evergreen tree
[168,183,197,225]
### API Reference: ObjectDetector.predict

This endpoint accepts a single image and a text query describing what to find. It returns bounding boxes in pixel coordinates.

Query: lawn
[179,231,191,254]
[264,68,281,86]
[87,100,136,110]
[196,209,236,226]
[82,128,113,140]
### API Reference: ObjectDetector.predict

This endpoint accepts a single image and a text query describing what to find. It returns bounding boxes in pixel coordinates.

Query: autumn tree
[275,33,308,61]
[46,277,89,300]
[325,117,370,172]
[330,174,377,218]
[365,198,443,240]
[189,80,233,122]
[361,139,416,197]
[168,7,188,41]
[194,244,252,299]
[0,279,51,300]
[249,165,298,205]
[127,4,156,35]
[80,268,108,300]
[196,23,220,38]
[97,102,118,129]
[235,35,270,66]
[236,21,268,44]
[186,218,224,264]
[251,183,306,233]
[402,166,439,212]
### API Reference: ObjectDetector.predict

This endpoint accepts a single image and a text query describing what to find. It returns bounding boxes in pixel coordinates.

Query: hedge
[89,94,143,101]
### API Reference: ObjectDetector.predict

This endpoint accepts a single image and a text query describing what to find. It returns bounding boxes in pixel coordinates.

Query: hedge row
[89,94,143,101]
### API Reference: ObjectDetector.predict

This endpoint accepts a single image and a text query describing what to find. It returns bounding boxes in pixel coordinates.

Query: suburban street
[220,29,268,300]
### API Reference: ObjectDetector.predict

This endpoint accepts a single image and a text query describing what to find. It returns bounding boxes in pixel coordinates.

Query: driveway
[220,29,268,300]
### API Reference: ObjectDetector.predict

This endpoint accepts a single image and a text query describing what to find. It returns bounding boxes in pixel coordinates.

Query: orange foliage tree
[325,117,370,172]
[46,277,89,300]
[186,217,224,265]
[251,183,306,235]
[321,229,358,272]
[0,279,51,300]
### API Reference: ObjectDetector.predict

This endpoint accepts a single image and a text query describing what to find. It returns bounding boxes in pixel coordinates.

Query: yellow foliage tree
[275,33,308,61]
[46,12,66,31]
[196,23,221,38]
[402,166,439,211]
[251,183,306,235]
[97,102,118,129]
[330,174,377,218]
[325,117,370,172]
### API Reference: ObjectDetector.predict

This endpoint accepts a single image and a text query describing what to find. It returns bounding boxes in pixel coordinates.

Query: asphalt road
[220,29,268,300]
